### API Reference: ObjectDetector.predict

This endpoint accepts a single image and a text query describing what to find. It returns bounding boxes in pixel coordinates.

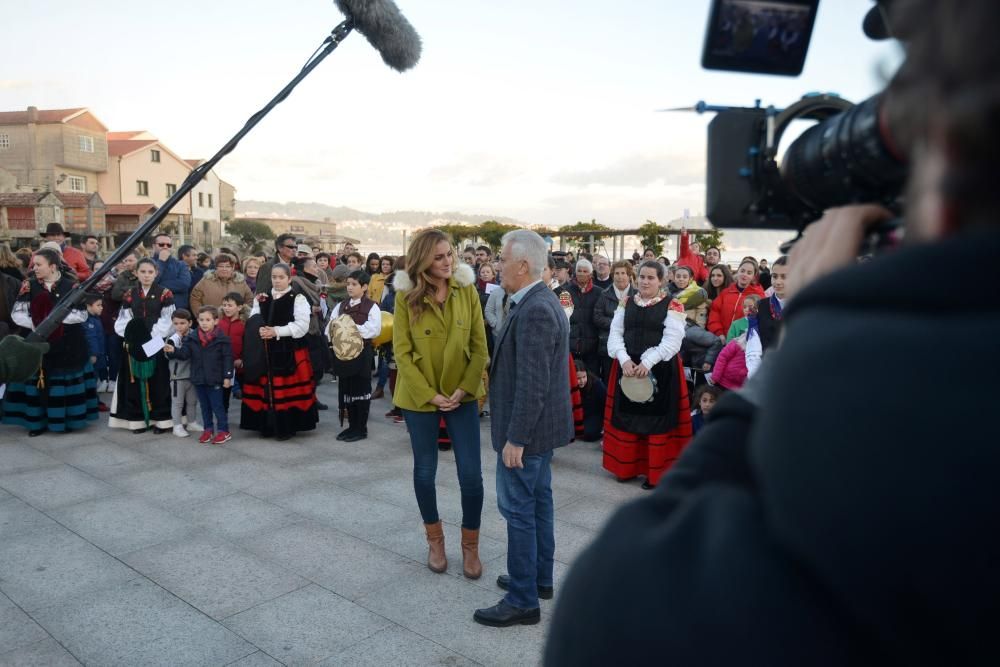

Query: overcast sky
[4,0,900,230]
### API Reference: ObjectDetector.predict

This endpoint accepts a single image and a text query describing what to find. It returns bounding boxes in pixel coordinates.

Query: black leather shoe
[342,430,367,443]
[275,432,293,442]
[132,428,147,434]
[152,427,169,435]
[315,401,329,411]
[28,428,47,437]
[473,599,540,627]
[496,574,553,600]
[641,480,656,490]
[336,428,354,441]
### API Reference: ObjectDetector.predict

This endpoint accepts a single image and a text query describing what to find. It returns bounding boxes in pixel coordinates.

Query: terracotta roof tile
[106,204,157,216]
[0,192,49,206]
[53,193,96,207]
[0,108,86,125]
[107,139,157,157]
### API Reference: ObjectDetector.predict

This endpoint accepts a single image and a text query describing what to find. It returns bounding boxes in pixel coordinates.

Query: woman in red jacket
[707,259,764,340]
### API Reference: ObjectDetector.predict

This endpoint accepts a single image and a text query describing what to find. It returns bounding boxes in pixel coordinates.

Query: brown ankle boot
[461,527,483,579]
[424,521,447,573]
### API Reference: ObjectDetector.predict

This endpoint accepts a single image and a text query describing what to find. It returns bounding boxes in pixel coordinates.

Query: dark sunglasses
[157,242,172,248]
[283,244,297,250]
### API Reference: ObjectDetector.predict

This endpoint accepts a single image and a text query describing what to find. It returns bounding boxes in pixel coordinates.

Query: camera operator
[545,1,1000,665]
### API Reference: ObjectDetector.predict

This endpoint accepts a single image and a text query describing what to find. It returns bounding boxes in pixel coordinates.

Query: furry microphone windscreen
[334,0,422,72]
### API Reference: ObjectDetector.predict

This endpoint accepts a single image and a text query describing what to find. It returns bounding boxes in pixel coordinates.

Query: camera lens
[781,94,906,212]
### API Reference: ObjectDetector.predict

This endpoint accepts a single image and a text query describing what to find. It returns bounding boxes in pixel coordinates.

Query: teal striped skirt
[2,363,99,432]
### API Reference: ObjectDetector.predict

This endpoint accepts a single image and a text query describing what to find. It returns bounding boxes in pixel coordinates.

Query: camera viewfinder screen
[701,0,818,76]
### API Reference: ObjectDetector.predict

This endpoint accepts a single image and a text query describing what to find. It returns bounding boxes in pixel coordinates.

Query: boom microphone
[334,0,422,72]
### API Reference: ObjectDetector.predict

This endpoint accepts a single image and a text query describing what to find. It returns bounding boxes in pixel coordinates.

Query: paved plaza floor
[0,379,643,666]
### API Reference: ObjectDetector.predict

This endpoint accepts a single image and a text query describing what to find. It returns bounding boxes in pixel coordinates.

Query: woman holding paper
[1,248,100,436]
[108,257,176,434]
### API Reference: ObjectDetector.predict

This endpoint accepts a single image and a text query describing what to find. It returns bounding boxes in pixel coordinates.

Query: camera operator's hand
[786,205,893,301]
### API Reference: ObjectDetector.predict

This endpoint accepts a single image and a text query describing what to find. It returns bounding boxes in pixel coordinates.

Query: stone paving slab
[0,637,82,666]
[0,591,50,655]
[321,625,480,667]
[0,464,117,510]
[121,534,309,620]
[269,483,413,539]
[222,584,393,666]
[179,491,302,540]
[0,497,59,539]
[108,465,235,508]
[0,523,138,611]
[30,578,255,666]
[48,441,158,480]
[0,442,61,475]
[238,520,424,601]
[354,567,549,667]
[49,493,196,556]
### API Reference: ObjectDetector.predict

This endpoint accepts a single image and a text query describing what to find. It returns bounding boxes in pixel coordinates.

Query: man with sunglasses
[151,233,192,309]
[255,233,298,295]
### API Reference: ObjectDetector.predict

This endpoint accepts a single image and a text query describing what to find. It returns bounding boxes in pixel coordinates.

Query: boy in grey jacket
[168,309,201,437]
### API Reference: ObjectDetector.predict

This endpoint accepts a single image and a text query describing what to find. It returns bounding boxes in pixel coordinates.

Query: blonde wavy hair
[403,229,451,320]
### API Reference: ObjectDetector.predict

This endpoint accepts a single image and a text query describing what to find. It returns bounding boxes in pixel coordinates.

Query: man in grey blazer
[473,230,574,627]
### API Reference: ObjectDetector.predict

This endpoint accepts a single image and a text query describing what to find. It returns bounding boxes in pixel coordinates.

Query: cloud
[429,154,524,187]
[551,152,706,188]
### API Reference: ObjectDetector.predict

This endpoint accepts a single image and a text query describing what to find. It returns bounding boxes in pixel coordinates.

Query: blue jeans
[376,355,389,389]
[195,385,228,432]
[402,400,483,529]
[496,450,555,609]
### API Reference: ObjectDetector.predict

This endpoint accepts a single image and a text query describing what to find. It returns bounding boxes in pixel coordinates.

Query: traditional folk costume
[108,285,175,431]
[1,275,99,432]
[603,293,692,487]
[328,296,381,439]
[241,285,318,437]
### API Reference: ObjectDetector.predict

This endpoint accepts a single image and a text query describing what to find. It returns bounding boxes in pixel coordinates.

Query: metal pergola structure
[546,228,713,261]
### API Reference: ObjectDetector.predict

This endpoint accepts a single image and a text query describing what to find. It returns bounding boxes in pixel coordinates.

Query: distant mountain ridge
[236,200,529,227]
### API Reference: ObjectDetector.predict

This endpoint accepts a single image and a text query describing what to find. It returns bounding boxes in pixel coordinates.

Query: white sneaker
[172,425,189,438]
[187,422,204,432]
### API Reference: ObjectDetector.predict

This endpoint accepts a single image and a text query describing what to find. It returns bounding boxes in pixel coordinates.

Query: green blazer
[392,265,489,412]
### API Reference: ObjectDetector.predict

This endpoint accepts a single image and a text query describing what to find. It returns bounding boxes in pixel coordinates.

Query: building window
[78,135,95,153]
[68,176,86,192]
[208,194,213,208]
[198,192,204,207]
[290,225,305,232]
[151,149,160,163]
[166,183,177,196]
[0,133,9,150]
[137,180,149,196]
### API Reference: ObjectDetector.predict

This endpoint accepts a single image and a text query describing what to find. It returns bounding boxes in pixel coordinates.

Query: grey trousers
[171,378,199,425]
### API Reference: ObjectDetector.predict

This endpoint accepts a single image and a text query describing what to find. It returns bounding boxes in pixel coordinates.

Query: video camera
[698,0,907,232]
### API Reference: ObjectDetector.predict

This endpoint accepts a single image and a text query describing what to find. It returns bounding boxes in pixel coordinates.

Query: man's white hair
[501,229,547,279]
[575,258,593,273]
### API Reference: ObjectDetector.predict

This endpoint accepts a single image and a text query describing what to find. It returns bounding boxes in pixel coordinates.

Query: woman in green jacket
[392,229,490,580]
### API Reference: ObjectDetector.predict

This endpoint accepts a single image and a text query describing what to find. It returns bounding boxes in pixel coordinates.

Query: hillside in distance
[236,201,528,227]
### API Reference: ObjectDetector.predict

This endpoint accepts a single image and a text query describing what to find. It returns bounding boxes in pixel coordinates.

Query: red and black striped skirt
[240,347,318,436]
[602,359,692,487]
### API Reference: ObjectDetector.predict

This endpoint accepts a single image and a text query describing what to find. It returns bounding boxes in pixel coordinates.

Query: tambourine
[328,313,363,361]
[372,311,393,347]
[620,374,656,403]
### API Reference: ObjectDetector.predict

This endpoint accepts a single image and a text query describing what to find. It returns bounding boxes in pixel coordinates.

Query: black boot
[342,401,369,442]
[336,404,354,440]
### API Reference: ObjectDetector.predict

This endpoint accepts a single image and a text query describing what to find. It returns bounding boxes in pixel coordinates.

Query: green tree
[476,220,521,251]
[637,220,665,256]
[558,219,613,253]
[226,219,275,246]
[437,224,476,246]
[692,228,725,251]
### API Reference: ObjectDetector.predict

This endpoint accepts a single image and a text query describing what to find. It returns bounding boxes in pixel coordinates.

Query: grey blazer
[489,282,573,456]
